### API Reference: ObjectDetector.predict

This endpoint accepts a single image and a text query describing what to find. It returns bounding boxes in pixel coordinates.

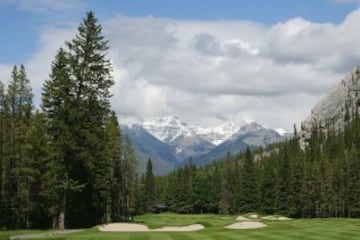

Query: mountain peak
[143,115,192,143]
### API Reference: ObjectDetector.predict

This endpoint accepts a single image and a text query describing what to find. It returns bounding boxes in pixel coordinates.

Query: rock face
[300,66,360,147]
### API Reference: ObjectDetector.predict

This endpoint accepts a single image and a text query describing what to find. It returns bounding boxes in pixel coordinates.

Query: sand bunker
[236,216,249,221]
[99,223,204,232]
[261,215,291,221]
[249,214,259,219]
[154,224,204,232]
[225,221,267,229]
[99,223,150,232]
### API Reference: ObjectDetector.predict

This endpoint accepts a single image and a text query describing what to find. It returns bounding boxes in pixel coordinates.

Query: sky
[1,0,360,131]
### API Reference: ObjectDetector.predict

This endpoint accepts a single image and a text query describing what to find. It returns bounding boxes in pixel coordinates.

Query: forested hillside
[146,109,360,217]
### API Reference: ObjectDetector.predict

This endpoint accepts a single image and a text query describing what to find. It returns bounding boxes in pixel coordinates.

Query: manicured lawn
[0,229,50,239]
[3,213,360,240]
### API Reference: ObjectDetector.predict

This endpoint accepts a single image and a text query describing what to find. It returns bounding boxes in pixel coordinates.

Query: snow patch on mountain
[143,116,255,146]
[275,128,288,136]
[143,116,195,143]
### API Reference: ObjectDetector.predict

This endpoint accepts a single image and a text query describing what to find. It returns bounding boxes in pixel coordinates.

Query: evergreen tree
[239,147,257,213]
[144,158,155,211]
[26,111,49,228]
[275,149,291,215]
[65,11,114,227]
[6,65,33,227]
[346,145,360,217]
[0,80,8,227]
[42,48,83,229]
[259,154,277,214]
[41,11,116,228]
[93,111,122,223]
[121,135,138,220]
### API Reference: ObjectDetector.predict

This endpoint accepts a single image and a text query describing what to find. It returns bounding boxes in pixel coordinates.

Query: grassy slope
[2,214,360,240]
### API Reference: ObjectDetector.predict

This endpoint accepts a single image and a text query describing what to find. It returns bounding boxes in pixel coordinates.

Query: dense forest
[0,12,138,229]
[1,11,360,230]
[146,103,360,219]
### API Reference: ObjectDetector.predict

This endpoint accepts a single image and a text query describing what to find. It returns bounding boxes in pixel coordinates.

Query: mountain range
[122,116,287,174]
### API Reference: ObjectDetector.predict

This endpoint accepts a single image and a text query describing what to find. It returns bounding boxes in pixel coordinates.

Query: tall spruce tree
[239,147,257,213]
[95,111,122,223]
[6,65,34,227]
[0,80,8,227]
[121,135,138,220]
[144,158,155,211]
[42,48,83,229]
[65,11,114,227]
[41,11,116,228]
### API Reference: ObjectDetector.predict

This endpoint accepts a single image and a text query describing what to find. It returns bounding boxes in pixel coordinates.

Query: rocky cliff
[300,66,360,147]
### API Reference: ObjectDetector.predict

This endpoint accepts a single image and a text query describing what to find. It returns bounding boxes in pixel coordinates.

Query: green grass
[3,214,360,240]
[0,229,51,239]
[135,212,236,228]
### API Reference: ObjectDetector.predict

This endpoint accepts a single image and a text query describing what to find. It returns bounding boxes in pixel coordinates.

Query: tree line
[144,100,360,218]
[0,12,138,229]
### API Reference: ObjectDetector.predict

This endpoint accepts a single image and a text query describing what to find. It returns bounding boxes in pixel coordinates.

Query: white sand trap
[99,223,150,232]
[225,221,267,229]
[99,223,204,232]
[249,214,259,219]
[153,224,204,232]
[261,216,292,221]
[236,216,249,221]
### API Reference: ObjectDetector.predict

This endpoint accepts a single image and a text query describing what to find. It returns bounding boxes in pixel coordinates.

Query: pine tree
[144,158,155,211]
[94,111,122,223]
[259,154,277,214]
[0,80,8,227]
[41,11,116,228]
[65,11,114,227]
[42,49,84,229]
[239,147,257,213]
[5,65,34,227]
[26,111,49,228]
[346,145,360,217]
[121,135,138,220]
[275,149,291,215]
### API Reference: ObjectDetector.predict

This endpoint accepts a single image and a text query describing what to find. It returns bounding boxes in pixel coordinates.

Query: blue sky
[0,0,358,64]
[1,0,360,129]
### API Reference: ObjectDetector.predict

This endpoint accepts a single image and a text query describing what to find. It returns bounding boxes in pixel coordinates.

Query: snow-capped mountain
[124,116,288,173]
[143,116,195,143]
[143,116,215,159]
[142,116,288,160]
[193,122,243,145]
[143,116,252,146]
[193,122,285,166]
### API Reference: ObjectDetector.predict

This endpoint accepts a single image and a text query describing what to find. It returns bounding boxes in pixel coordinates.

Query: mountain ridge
[123,116,287,174]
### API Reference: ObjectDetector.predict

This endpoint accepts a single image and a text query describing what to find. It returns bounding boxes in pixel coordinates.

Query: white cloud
[331,0,360,4]
[0,0,84,12]
[0,64,12,84]
[2,9,360,131]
